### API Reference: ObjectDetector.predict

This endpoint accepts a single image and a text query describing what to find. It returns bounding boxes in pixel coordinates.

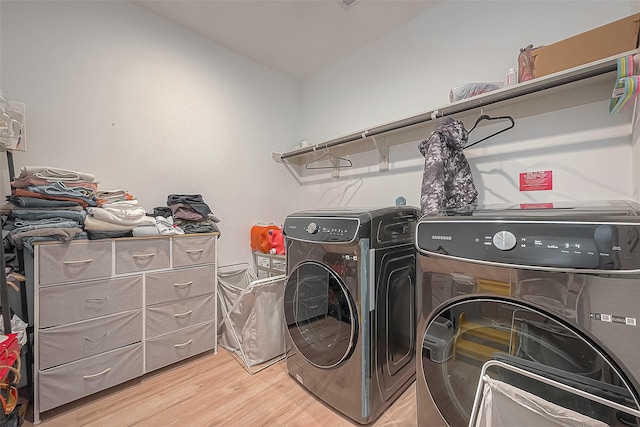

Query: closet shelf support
[271,152,284,163]
[370,135,389,172]
[329,155,341,178]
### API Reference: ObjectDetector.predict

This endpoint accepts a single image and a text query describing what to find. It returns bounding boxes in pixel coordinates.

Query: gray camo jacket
[418,117,478,215]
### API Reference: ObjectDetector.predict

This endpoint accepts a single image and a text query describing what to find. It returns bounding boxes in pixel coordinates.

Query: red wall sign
[520,203,554,209]
[519,170,553,191]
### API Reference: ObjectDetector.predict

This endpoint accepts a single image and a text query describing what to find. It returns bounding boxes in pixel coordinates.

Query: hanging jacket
[418,117,478,215]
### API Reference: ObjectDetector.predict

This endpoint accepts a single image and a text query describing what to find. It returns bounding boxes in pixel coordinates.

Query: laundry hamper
[469,359,640,427]
[217,263,287,374]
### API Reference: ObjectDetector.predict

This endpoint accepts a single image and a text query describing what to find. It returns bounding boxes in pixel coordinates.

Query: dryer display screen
[284,216,360,243]
[416,220,640,271]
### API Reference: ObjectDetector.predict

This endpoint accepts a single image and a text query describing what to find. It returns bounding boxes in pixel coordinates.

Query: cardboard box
[532,13,640,78]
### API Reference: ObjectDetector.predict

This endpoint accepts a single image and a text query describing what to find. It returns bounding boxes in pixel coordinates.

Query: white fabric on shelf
[87,206,155,227]
[83,215,136,231]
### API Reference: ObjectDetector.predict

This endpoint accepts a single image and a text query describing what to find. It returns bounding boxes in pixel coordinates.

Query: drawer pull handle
[63,258,93,265]
[173,310,193,318]
[85,331,109,344]
[174,339,193,348]
[186,249,204,255]
[133,253,156,259]
[82,368,111,379]
[309,305,319,309]
[173,281,193,288]
[85,297,109,304]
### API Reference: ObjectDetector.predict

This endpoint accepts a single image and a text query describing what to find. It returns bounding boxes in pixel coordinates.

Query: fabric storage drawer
[38,342,143,412]
[145,321,215,372]
[272,258,285,273]
[115,238,170,274]
[255,253,286,279]
[38,241,112,286]
[146,293,215,339]
[173,235,215,268]
[39,276,142,328]
[39,310,142,369]
[146,265,215,305]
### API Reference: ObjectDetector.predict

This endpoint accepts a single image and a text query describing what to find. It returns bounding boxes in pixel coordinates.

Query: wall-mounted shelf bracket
[370,134,389,172]
[329,155,341,178]
[307,149,350,178]
[272,152,284,163]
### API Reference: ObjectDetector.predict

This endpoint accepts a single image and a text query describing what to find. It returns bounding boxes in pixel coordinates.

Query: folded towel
[19,166,96,182]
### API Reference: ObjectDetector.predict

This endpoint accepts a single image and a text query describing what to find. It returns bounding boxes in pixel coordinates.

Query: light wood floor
[23,348,418,426]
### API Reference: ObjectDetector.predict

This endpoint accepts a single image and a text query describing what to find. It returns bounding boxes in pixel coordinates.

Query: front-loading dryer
[415,201,640,427]
[283,206,419,424]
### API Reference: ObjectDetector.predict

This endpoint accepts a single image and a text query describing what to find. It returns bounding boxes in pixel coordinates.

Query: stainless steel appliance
[283,206,418,424]
[416,201,640,427]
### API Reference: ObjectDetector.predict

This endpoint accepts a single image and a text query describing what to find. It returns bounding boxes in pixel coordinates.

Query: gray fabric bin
[217,263,286,373]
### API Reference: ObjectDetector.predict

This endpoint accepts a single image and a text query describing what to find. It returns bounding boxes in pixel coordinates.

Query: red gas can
[268,228,285,255]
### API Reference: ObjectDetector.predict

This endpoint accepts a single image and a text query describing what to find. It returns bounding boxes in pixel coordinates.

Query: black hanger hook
[466,114,515,149]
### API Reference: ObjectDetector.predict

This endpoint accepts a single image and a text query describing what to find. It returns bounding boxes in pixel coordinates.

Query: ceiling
[133,0,439,80]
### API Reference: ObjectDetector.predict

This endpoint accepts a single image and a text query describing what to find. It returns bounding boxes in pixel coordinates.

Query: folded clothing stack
[166,194,221,235]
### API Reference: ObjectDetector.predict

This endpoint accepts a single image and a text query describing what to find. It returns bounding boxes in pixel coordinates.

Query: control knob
[493,230,517,251]
[306,222,319,234]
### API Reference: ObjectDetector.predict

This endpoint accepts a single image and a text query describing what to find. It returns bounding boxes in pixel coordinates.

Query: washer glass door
[284,260,357,368]
[421,297,640,427]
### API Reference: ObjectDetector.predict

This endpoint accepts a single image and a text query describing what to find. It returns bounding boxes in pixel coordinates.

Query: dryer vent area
[421,298,640,427]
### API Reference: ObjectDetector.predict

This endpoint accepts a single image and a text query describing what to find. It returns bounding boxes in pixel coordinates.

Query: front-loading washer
[283,206,419,424]
[415,201,640,426]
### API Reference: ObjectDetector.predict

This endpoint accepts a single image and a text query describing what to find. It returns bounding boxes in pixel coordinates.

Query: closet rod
[279,60,617,161]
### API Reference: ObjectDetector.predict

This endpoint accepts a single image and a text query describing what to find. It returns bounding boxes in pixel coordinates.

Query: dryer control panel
[416,219,640,271]
[284,216,360,243]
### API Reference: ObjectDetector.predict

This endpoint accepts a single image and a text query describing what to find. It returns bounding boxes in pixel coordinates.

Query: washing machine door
[420,296,640,427]
[284,260,358,368]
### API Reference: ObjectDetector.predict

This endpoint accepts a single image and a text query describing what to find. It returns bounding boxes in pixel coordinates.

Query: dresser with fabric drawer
[32,233,218,424]
[144,234,216,372]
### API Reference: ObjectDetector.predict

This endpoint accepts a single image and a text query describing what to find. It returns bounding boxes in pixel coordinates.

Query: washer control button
[493,231,517,251]
[306,222,319,234]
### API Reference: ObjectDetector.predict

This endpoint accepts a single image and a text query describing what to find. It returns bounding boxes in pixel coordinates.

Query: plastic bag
[518,44,537,83]
[0,314,27,346]
[449,82,504,102]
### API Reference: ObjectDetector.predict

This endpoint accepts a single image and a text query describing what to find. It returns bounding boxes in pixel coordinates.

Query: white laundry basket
[217,263,287,374]
[469,359,640,427]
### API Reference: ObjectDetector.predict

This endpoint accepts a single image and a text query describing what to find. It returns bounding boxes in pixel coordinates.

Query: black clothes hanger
[465,114,515,149]
[305,151,353,170]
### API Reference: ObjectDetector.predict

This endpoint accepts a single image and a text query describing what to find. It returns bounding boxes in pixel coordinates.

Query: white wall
[0,1,301,265]
[2,1,640,264]
[299,1,640,209]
